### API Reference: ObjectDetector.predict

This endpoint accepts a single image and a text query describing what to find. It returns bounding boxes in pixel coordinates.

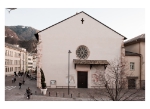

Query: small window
[130,62,135,70]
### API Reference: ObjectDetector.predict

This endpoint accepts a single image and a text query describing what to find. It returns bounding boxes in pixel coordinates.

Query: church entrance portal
[77,71,88,88]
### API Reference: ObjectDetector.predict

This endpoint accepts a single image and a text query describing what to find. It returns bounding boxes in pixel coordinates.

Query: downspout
[139,42,142,89]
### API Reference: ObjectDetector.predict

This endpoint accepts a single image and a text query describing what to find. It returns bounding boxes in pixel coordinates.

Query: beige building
[5,43,27,76]
[27,53,33,71]
[125,34,145,89]
[35,11,127,88]
[32,53,37,71]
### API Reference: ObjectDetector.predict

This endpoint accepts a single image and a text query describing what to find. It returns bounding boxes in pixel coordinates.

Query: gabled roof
[35,11,127,41]
[125,51,141,56]
[124,34,145,46]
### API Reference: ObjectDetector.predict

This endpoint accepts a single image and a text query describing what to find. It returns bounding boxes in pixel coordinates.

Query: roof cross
[81,18,84,24]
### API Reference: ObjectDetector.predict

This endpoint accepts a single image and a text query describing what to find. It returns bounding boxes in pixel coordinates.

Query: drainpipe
[139,42,142,89]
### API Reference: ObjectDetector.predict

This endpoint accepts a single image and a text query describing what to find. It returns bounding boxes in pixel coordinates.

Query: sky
[5,8,145,40]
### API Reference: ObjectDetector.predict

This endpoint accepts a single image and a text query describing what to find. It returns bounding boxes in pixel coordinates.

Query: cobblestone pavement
[5,75,145,101]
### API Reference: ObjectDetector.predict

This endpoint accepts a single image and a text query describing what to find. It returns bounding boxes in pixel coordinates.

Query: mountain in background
[6,25,39,40]
[5,25,39,52]
[5,26,20,44]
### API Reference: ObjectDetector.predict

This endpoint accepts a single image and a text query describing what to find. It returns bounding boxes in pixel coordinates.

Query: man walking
[27,87,31,99]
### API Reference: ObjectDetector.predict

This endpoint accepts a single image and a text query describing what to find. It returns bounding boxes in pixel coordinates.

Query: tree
[91,58,144,101]
[40,68,46,89]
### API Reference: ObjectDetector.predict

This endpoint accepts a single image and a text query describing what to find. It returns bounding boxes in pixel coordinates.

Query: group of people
[12,71,33,99]
[14,71,24,77]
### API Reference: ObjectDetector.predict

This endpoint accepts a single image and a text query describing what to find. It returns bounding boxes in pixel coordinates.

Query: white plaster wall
[125,56,140,89]
[38,12,124,88]
[90,65,105,88]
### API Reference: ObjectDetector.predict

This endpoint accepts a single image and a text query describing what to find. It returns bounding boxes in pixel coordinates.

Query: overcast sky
[5,8,144,40]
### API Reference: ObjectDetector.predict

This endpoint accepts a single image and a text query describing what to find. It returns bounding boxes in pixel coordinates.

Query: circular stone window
[76,45,90,59]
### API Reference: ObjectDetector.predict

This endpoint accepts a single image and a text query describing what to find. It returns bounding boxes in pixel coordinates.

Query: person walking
[19,80,22,89]
[14,72,17,77]
[27,87,31,99]
[14,77,16,83]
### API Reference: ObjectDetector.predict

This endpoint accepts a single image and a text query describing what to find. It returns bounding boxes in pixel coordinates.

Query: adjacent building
[27,53,37,72]
[27,53,33,71]
[124,34,145,89]
[5,43,27,76]
[32,53,37,71]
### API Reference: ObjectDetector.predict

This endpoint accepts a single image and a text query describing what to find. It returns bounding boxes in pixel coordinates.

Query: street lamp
[68,50,71,95]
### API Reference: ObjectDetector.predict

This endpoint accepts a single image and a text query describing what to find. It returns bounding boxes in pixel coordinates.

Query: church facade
[35,11,127,88]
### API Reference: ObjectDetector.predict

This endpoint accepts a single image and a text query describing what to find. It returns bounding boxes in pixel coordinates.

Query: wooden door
[78,72,88,88]
[128,79,136,89]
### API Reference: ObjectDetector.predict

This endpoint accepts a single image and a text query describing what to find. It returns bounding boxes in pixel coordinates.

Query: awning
[73,59,109,69]
[73,59,109,65]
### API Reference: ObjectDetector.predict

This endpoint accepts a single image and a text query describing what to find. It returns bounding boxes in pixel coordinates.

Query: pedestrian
[14,72,16,76]
[12,77,14,83]
[26,88,28,97]
[19,80,22,89]
[14,77,16,83]
[27,87,31,99]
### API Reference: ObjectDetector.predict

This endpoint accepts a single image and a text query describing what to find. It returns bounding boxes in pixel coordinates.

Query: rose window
[76,45,89,59]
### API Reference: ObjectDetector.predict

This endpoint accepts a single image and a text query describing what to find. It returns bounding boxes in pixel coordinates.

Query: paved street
[5,75,145,101]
